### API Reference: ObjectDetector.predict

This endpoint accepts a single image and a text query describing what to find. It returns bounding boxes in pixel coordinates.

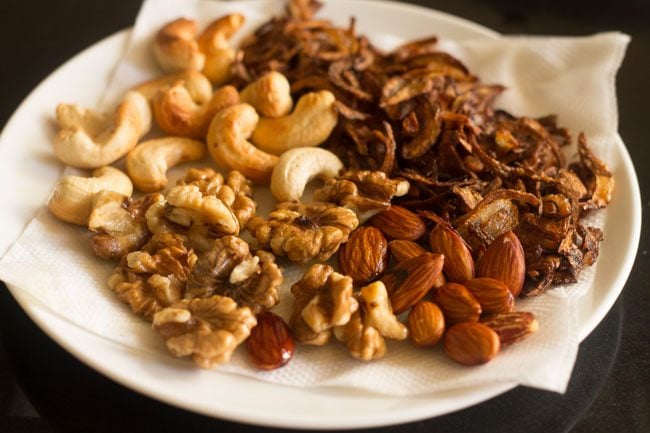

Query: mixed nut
[45,0,612,371]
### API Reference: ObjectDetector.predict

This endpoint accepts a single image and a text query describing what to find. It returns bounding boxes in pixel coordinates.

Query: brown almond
[444,322,500,366]
[338,226,389,285]
[464,278,514,314]
[477,231,526,297]
[481,311,539,346]
[388,240,426,263]
[382,253,444,314]
[428,224,475,283]
[246,311,295,371]
[435,282,482,325]
[407,301,445,347]
[369,205,426,241]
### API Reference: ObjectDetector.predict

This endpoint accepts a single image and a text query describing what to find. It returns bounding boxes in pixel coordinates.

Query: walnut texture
[247,201,359,262]
[289,264,358,345]
[185,235,282,312]
[88,191,164,260]
[108,233,197,319]
[152,295,257,369]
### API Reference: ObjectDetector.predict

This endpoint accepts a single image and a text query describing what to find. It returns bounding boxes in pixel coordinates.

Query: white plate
[0,0,641,429]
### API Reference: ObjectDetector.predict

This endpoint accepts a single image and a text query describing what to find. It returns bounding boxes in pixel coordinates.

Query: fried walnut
[313,170,409,223]
[247,201,359,262]
[176,168,256,227]
[88,191,164,260]
[333,281,408,361]
[108,233,197,319]
[152,295,257,369]
[185,235,282,312]
[146,184,242,252]
[290,264,358,345]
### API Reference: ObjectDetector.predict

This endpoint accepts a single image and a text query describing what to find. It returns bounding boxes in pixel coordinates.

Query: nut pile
[45,0,612,371]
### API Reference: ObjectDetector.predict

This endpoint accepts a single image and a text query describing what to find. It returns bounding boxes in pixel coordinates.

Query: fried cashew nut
[133,70,212,104]
[153,18,205,72]
[206,103,278,184]
[197,14,245,85]
[270,147,343,202]
[48,166,133,226]
[251,90,338,155]
[126,137,206,192]
[153,83,239,138]
[53,91,152,169]
[240,71,293,118]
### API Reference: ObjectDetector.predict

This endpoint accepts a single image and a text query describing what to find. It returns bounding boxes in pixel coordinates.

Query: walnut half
[185,235,282,313]
[248,201,359,262]
[152,295,257,369]
[108,232,197,319]
[334,281,408,361]
[290,264,358,345]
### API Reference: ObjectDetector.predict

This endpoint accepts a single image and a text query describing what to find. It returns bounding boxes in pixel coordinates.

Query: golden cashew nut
[133,70,212,105]
[152,83,239,139]
[153,18,205,72]
[270,147,343,202]
[206,103,278,185]
[240,71,293,118]
[126,137,206,192]
[251,90,338,155]
[47,166,133,226]
[197,14,245,85]
[53,91,152,169]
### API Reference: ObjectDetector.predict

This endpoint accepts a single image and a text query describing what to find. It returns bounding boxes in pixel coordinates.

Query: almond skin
[444,322,500,366]
[408,301,445,347]
[464,278,514,314]
[388,240,426,263]
[369,205,426,241]
[428,224,475,283]
[338,226,389,285]
[382,253,444,314]
[246,311,295,371]
[435,282,482,325]
[477,231,526,297]
[481,311,539,346]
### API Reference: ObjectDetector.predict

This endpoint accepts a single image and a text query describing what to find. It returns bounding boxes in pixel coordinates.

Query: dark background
[0,0,648,432]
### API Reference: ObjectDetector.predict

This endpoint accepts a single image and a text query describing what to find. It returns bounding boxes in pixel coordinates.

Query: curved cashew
[206,103,278,184]
[126,137,206,192]
[47,166,133,225]
[270,147,343,202]
[198,14,245,85]
[240,71,293,118]
[133,70,212,105]
[53,91,152,169]
[152,83,239,138]
[153,18,205,72]
[251,90,338,155]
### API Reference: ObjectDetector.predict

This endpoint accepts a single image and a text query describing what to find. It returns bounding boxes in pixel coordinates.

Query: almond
[338,226,389,285]
[428,224,475,283]
[477,231,526,297]
[464,278,514,314]
[444,322,500,366]
[435,282,481,325]
[481,311,539,346]
[246,311,295,371]
[407,301,445,347]
[382,253,444,314]
[369,205,426,241]
[388,240,425,263]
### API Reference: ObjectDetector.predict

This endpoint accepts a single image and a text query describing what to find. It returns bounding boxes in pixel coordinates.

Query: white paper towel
[0,0,629,396]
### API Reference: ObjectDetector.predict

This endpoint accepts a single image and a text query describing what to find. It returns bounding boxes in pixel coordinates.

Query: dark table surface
[0,0,648,432]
